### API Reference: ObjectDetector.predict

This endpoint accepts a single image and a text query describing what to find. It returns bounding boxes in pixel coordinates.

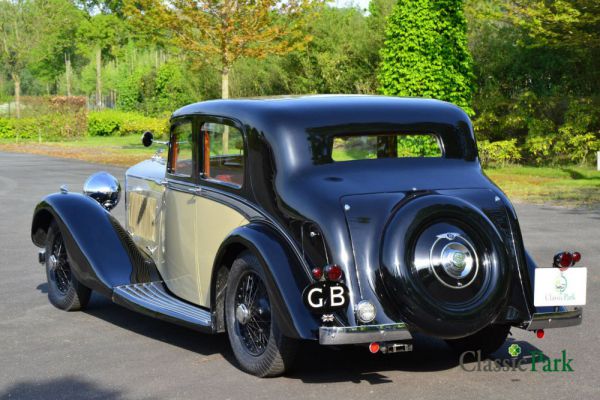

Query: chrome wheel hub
[235,303,250,325]
[234,271,271,356]
[429,232,479,289]
[48,254,58,270]
[441,242,474,279]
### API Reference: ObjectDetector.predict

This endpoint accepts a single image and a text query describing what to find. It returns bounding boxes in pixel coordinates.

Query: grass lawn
[0,135,156,167]
[485,166,600,207]
[1,136,599,207]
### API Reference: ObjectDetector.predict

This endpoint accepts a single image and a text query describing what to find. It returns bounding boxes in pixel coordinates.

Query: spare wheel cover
[380,195,512,339]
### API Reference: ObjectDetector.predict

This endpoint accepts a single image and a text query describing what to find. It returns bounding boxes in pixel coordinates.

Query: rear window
[331,133,442,162]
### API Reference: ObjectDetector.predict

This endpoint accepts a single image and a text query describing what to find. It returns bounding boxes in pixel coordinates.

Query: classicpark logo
[459,344,574,372]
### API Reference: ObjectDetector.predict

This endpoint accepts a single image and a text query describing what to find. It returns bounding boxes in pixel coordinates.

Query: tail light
[325,264,343,282]
[311,267,323,281]
[553,251,581,270]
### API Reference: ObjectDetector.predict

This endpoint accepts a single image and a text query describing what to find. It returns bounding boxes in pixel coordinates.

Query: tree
[77,14,124,108]
[0,0,36,117]
[378,0,475,114]
[505,0,600,50]
[279,6,385,94]
[125,0,319,99]
[29,0,86,96]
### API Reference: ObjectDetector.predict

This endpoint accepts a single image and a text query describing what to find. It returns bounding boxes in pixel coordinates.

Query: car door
[195,118,248,307]
[161,118,201,305]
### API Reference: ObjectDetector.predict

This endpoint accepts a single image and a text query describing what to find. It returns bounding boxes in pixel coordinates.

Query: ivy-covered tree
[378,0,475,114]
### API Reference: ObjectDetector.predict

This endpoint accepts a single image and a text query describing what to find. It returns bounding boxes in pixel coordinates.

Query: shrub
[88,111,120,136]
[88,110,169,138]
[0,118,14,138]
[478,139,522,167]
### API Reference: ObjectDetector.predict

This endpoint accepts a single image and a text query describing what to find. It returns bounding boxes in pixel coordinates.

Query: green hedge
[88,110,169,138]
[0,114,88,140]
[0,117,54,140]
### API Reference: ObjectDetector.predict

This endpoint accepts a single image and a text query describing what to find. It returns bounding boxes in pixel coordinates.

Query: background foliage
[0,0,599,167]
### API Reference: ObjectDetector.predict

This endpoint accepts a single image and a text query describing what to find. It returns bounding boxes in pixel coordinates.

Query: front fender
[215,223,319,340]
[31,192,143,296]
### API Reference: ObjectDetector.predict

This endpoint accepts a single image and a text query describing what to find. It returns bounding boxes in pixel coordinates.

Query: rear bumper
[319,323,412,345]
[525,308,583,330]
[319,308,583,345]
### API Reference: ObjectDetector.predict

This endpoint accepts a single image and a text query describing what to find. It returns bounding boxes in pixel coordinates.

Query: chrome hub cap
[234,271,271,356]
[49,231,72,294]
[429,232,479,289]
[48,254,58,270]
[235,303,251,325]
[441,242,474,279]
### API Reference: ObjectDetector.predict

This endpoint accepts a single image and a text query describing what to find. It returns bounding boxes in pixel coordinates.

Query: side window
[169,121,194,178]
[200,122,244,187]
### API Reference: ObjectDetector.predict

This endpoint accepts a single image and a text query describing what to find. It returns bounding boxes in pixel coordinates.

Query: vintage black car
[31,96,587,377]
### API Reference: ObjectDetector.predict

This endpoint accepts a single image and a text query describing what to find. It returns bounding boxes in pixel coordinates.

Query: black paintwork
[32,95,541,341]
[31,193,159,296]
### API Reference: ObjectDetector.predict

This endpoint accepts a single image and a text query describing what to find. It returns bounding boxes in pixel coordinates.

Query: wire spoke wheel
[49,230,72,294]
[234,271,271,356]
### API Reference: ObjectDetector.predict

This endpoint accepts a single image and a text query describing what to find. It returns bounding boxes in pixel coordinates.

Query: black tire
[225,251,297,377]
[45,221,91,311]
[445,324,511,356]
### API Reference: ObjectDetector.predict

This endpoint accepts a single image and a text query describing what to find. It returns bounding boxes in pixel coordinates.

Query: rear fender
[213,223,319,340]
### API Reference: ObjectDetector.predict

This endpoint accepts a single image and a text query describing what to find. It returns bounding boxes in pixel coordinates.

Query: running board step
[113,282,213,332]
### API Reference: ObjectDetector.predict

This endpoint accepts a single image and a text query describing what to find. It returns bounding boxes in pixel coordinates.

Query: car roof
[172,95,467,122]
[172,95,476,170]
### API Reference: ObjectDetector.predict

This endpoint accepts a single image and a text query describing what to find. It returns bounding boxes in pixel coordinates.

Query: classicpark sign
[460,344,575,373]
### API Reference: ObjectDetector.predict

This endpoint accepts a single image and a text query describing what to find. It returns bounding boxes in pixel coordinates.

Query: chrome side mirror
[142,130,168,148]
[83,172,121,211]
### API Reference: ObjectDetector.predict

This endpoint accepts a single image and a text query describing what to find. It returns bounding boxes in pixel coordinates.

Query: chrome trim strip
[319,323,412,345]
[525,308,583,330]
[113,282,212,327]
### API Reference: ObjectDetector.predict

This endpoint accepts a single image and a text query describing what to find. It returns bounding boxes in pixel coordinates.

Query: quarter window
[200,122,244,187]
[169,121,193,177]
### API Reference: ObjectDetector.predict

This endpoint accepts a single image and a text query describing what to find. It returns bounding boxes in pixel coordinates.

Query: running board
[113,282,214,332]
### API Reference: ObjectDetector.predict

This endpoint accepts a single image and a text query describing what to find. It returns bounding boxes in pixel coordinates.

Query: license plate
[534,267,587,307]
[302,281,349,313]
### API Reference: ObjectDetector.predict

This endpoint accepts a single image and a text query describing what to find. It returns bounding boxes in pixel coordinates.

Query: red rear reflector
[325,264,343,282]
[572,252,581,263]
[536,329,545,339]
[369,342,380,353]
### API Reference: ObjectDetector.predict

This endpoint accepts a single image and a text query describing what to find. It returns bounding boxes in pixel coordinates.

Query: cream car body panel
[163,188,198,304]
[195,195,248,306]
[127,169,248,306]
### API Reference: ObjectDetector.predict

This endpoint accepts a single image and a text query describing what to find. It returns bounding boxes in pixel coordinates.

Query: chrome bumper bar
[525,308,583,331]
[319,323,411,345]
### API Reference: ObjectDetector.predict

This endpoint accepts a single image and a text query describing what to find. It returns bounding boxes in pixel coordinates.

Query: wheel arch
[31,193,145,297]
[211,222,318,340]
[31,207,54,247]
